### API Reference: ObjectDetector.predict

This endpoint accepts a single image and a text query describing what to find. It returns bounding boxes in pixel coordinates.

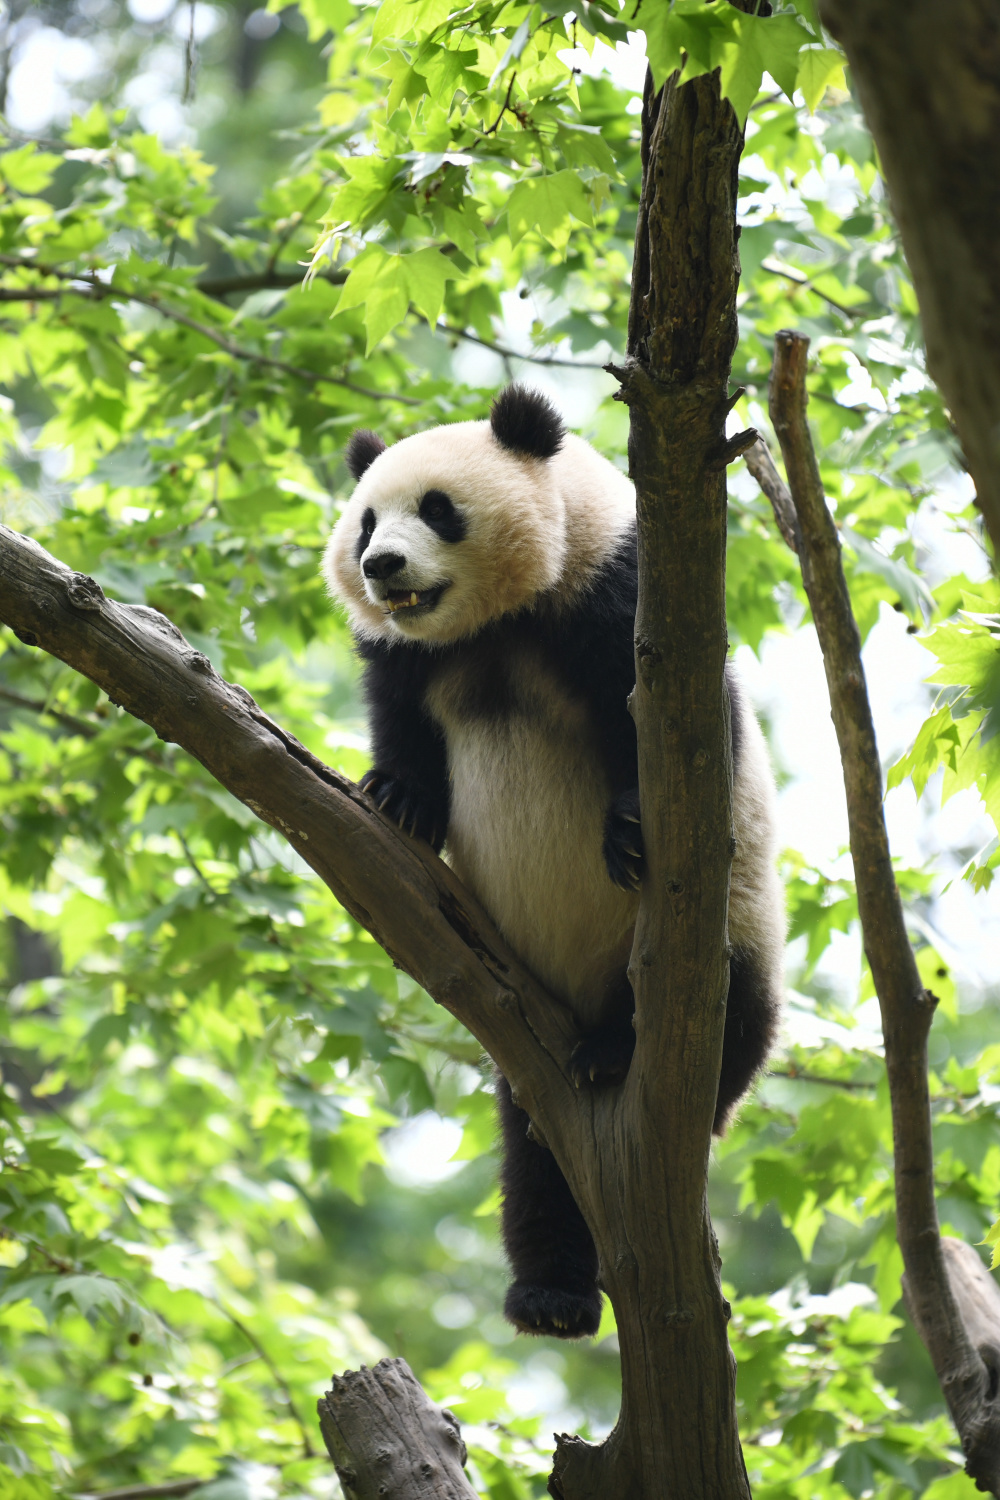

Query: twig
[767,1067,875,1091]
[759,256,866,321]
[439,321,612,370]
[743,438,801,551]
[0,685,101,736]
[264,183,329,276]
[0,684,168,766]
[0,256,420,407]
[75,1483,206,1500]
[482,73,517,137]
[182,0,198,104]
[768,327,1000,1493]
[175,831,216,895]
[219,1304,316,1458]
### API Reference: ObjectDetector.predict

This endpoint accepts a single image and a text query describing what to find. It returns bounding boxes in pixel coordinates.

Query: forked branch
[763,328,1000,1494]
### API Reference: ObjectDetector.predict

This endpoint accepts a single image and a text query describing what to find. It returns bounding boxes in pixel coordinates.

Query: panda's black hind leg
[714,947,780,1134]
[569,1012,635,1088]
[495,1071,602,1339]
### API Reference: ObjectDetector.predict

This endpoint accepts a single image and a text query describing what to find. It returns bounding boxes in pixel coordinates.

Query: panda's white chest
[425,647,636,1024]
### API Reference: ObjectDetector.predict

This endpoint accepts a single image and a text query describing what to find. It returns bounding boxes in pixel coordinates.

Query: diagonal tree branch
[0,524,576,1120]
[764,327,1000,1494]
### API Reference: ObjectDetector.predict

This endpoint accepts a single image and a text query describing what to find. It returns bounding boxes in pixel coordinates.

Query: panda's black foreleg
[603,787,643,891]
[714,947,780,1134]
[495,1071,602,1339]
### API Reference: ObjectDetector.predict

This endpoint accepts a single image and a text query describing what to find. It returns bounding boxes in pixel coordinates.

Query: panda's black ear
[345,429,387,481]
[490,386,565,460]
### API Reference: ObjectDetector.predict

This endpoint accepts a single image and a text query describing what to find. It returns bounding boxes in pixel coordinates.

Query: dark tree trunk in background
[818,0,1000,559]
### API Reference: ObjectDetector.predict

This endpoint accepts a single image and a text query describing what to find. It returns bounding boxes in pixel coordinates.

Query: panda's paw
[569,1025,635,1089]
[504,1283,602,1340]
[360,769,444,852]
[603,789,644,891]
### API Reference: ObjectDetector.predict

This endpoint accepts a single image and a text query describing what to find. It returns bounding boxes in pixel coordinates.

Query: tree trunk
[552,60,753,1500]
[817,0,1000,559]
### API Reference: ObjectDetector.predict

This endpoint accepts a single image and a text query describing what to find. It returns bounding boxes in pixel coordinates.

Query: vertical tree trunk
[550,60,752,1500]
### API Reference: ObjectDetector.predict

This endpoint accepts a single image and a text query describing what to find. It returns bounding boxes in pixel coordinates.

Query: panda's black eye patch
[419,489,466,543]
[354,506,376,561]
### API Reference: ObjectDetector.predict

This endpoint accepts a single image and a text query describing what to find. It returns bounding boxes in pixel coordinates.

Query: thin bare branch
[75,1482,206,1500]
[438,322,611,370]
[768,326,1000,1494]
[218,1303,315,1458]
[743,437,800,552]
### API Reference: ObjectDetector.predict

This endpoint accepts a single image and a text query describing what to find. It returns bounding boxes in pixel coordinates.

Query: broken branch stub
[317,1358,478,1500]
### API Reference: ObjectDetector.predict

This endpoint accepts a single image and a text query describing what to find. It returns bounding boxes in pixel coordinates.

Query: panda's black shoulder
[532,519,637,686]
[354,634,442,702]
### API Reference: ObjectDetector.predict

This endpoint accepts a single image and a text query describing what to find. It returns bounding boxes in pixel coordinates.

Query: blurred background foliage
[0,0,999,1497]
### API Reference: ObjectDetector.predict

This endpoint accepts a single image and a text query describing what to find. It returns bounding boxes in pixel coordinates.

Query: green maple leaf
[506,170,594,246]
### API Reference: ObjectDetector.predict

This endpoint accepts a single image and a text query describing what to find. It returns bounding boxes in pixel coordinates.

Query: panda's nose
[363,551,406,581]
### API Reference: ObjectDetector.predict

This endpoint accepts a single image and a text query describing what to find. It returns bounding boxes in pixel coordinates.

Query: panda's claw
[504,1283,602,1339]
[363,769,445,851]
[603,789,645,889]
[570,1024,635,1089]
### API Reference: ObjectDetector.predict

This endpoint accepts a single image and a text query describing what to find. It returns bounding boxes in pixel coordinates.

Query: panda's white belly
[426,652,637,1026]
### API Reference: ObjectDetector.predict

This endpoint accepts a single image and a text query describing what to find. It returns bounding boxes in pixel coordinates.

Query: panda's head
[323,387,570,645]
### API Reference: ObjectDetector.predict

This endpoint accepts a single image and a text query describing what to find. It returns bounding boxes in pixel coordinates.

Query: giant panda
[323,385,784,1341]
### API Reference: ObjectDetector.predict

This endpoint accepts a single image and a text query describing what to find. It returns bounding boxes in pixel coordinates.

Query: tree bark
[766,329,1000,1495]
[561,58,753,1500]
[816,0,1000,560]
[316,1359,477,1499]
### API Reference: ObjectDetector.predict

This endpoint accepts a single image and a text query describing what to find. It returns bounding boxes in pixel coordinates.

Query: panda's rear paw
[603,789,644,891]
[569,1026,635,1089]
[504,1283,602,1339]
[360,769,444,852]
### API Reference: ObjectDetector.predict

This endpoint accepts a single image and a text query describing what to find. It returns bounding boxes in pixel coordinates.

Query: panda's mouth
[384,583,448,616]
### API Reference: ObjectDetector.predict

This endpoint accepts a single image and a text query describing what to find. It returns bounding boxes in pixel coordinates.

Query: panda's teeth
[409,592,418,605]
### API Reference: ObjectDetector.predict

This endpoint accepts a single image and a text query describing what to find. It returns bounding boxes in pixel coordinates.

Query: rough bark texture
[316,1359,477,1499]
[816,0,1000,559]
[767,330,1000,1495]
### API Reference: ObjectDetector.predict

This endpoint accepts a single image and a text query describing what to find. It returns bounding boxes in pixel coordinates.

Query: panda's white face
[323,419,570,646]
